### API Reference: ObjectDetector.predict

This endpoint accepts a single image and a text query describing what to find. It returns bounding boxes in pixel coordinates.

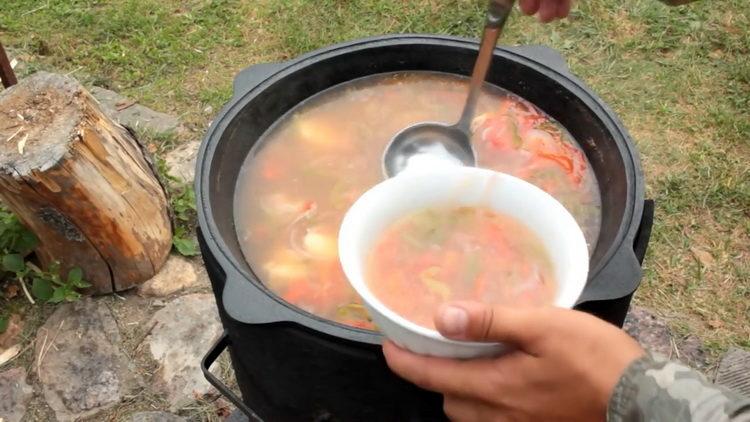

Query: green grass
[1,0,748,353]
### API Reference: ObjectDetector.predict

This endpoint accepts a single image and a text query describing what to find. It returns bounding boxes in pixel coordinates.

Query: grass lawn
[1,0,748,354]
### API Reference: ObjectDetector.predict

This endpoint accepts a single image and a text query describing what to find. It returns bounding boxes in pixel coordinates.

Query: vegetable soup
[366,207,556,330]
[235,72,601,330]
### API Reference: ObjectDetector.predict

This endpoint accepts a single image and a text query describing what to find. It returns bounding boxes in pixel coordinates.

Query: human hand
[518,0,573,22]
[383,302,645,421]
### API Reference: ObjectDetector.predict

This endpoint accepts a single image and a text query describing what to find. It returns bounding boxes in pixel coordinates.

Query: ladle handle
[457,0,515,131]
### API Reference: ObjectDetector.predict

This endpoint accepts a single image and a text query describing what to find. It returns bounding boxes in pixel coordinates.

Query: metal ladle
[383,0,515,178]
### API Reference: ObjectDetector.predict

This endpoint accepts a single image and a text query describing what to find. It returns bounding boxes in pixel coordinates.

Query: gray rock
[90,86,180,136]
[676,334,708,370]
[130,411,186,422]
[623,306,707,369]
[623,306,673,358]
[226,409,251,422]
[715,347,750,397]
[146,294,222,410]
[35,299,140,421]
[163,139,200,183]
[138,255,205,297]
[0,367,33,422]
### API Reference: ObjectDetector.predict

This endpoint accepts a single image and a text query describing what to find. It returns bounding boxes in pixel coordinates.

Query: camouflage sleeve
[608,355,750,422]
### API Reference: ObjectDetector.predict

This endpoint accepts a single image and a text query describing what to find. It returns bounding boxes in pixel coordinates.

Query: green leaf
[0,315,8,334]
[14,230,38,253]
[173,236,199,257]
[61,288,81,302]
[67,267,83,284]
[48,261,60,274]
[73,279,91,289]
[31,277,54,301]
[50,287,67,303]
[2,254,25,273]
[73,278,91,289]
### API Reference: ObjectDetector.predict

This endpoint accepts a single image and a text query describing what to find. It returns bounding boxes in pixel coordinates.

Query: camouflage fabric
[608,355,750,421]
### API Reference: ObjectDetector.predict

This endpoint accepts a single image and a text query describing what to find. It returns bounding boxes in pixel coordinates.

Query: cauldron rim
[196,34,645,344]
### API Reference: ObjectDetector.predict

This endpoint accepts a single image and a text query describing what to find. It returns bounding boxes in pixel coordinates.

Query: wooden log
[0,72,172,293]
[0,41,18,88]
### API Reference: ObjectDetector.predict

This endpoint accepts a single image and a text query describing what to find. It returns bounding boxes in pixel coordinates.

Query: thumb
[434,301,547,349]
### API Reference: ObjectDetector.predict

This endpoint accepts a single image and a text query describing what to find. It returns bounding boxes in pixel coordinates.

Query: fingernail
[440,306,468,336]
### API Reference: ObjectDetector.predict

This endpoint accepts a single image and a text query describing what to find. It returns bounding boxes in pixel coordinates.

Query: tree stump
[0,72,172,293]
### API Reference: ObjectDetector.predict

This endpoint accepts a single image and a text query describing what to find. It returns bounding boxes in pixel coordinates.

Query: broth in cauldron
[234,72,601,330]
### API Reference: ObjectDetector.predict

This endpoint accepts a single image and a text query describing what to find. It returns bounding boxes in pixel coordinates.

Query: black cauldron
[197,35,654,422]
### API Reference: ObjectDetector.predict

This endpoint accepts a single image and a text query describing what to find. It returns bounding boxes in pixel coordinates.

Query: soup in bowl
[338,164,589,358]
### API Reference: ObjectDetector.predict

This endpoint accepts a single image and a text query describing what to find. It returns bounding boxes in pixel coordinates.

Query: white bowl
[338,164,589,358]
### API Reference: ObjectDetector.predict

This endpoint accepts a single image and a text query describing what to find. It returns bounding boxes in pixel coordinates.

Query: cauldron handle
[202,331,264,421]
[576,199,655,304]
[233,62,287,99]
[633,199,655,265]
[504,45,574,78]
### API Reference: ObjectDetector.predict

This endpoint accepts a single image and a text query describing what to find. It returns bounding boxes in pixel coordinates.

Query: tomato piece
[300,200,316,213]
[282,279,314,303]
[261,160,286,180]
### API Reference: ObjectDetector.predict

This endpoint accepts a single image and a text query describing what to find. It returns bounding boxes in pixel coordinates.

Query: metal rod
[0,41,18,88]
[456,0,515,130]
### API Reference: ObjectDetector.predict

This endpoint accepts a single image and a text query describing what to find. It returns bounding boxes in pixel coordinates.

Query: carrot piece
[537,152,574,173]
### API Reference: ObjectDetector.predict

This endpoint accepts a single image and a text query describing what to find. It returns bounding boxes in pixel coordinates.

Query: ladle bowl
[382,0,514,177]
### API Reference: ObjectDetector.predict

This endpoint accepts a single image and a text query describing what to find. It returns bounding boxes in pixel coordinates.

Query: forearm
[608,355,750,422]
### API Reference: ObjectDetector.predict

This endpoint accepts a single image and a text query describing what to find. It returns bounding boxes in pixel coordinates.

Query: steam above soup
[235,72,601,330]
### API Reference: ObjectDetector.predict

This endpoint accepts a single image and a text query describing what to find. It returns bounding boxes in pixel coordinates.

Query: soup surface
[367,207,556,330]
[235,72,601,330]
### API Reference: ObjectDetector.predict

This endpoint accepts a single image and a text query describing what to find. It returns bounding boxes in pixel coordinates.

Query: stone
[623,306,707,369]
[714,347,750,397]
[0,314,23,349]
[0,367,33,422]
[623,306,673,358]
[676,334,708,370]
[35,299,140,421]
[214,397,234,419]
[145,293,223,410]
[163,139,200,183]
[226,409,251,422]
[130,411,186,422]
[138,255,202,297]
[195,265,211,289]
[90,86,180,136]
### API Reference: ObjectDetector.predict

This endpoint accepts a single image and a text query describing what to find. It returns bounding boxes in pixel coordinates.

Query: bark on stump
[0,72,171,293]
